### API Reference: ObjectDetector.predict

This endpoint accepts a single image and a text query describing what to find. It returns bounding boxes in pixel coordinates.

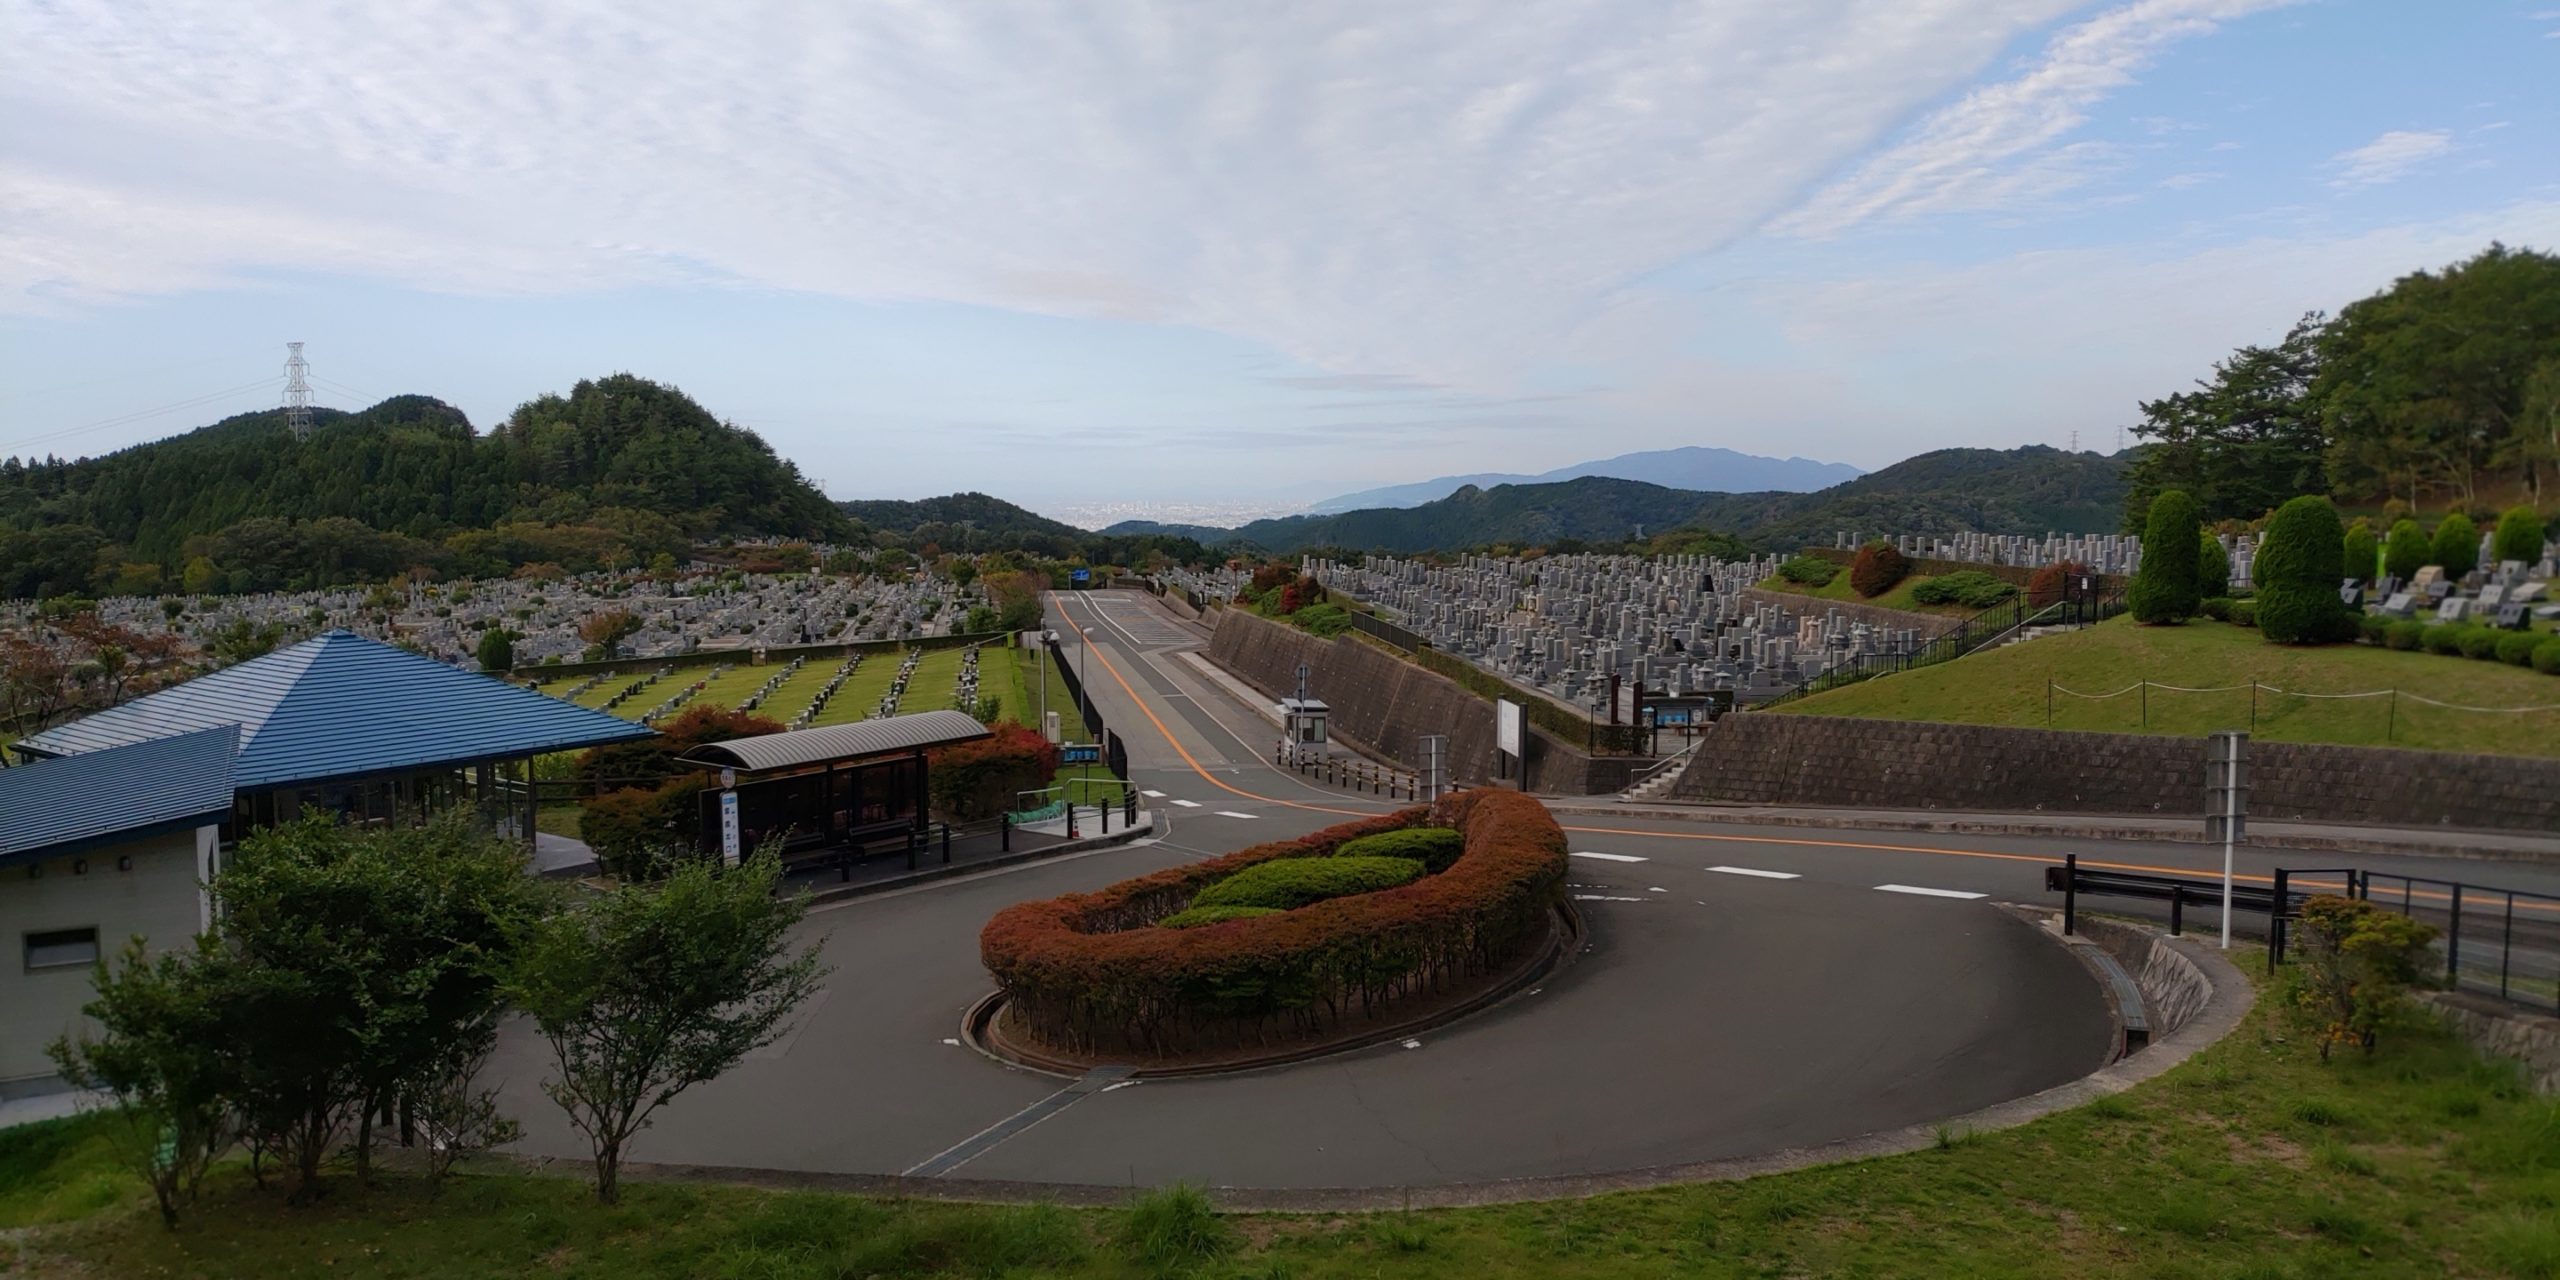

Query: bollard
[1101,796,1110,834]
[1001,813,1011,852]
[2061,853,2077,936]
[941,823,951,864]
[1125,792,1137,826]
[2168,885,2184,937]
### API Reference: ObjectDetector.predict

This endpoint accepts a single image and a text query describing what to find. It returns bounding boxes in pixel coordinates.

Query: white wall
[0,827,208,1089]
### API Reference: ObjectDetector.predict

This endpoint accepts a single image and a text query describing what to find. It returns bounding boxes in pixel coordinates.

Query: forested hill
[839,492,1085,546]
[1148,446,2128,555]
[0,374,847,599]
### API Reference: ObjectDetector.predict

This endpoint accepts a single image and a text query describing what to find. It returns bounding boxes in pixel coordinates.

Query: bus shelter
[676,710,991,864]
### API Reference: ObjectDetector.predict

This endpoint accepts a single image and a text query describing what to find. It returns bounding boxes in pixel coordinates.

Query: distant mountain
[1188,446,2126,556]
[1097,519,1235,541]
[839,492,1084,542]
[1308,445,1862,513]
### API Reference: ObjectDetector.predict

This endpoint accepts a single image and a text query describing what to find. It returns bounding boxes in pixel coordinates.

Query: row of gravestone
[2357,558,2558,630]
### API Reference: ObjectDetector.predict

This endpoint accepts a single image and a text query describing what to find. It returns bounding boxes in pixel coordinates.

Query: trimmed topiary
[2129,490,2202,624]
[2458,627,2503,660]
[1336,826,1465,873]
[2495,631,2543,666]
[2535,639,2560,676]
[1849,541,1911,598]
[2341,520,2378,584]
[2255,496,2353,644]
[2384,620,2425,651]
[1158,904,1284,929]
[2198,530,2231,599]
[2383,518,2429,582]
[2420,623,2464,656]
[2432,513,2480,580]
[2492,506,2544,566]
[1189,854,1425,911]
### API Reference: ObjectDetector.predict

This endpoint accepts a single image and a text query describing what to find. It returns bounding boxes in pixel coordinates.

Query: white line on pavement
[1570,851,1648,863]
[1141,789,1167,798]
[1874,884,1988,900]
[1215,811,1260,819]
[1706,865,1802,880]
[1170,799,1203,808]
[1571,894,1648,902]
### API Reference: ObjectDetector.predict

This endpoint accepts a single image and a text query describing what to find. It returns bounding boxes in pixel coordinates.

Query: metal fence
[2348,870,2560,1016]
[1343,609,1429,651]
[1758,586,2124,709]
[1046,636,1130,779]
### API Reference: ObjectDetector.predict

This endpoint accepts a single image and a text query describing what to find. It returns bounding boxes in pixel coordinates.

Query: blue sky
[3,0,2555,517]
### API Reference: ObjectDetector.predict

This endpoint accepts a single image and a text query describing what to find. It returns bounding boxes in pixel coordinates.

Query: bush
[2535,639,2560,675]
[2342,520,2379,582]
[1117,1185,1234,1270]
[2198,530,2231,598]
[2383,518,2430,582]
[2419,624,2463,655]
[2226,600,2257,628]
[2255,496,2352,644]
[2495,631,2543,666]
[1190,855,1426,911]
[927,724,1060,822]
[1910,570,2018,609]
[2356,613,2390,645]
[1848,542,1911,598]
[2384,620,2426,651]
[1289,602,1354,637]
[981,792,1568,1056]
[2492,505,2546,565]
[2202,596,2236,622]
[2025,560,2087,609]
[1157,905,1283,929]
[2458,627,2503,660]
[574,704,783,795]
[2291,895,2437,1062]
[2432,513,2479,579]
[1336,826,1466,872]
[2129,490,2203,624]
[1778,556,1839,587]
[580,775,711,878]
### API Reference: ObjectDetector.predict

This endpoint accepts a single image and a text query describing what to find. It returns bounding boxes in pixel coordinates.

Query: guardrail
[1274,744,1425,800]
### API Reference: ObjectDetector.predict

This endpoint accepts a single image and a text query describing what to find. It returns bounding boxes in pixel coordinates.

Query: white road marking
[1707,865,1802,880]
[1215,810,1260,819]
[1570,851,1648,863]
[1875,884,1988,900]
[1141,789,1167,798]
[1572,894,1648,902]
[1401,1038,1423,1050]
[1170,799,1203,808]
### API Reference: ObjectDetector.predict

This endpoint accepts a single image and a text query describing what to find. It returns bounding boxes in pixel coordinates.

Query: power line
[0,376,285,457]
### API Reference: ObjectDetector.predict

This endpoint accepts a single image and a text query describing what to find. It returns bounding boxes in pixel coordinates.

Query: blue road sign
[1069,567,1092,583]
[1061,742,1102,764]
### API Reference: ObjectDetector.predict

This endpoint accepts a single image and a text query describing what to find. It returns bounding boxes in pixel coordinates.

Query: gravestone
[2378,592,2417,619]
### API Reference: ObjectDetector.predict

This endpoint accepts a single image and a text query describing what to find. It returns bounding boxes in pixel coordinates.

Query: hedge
[1190,856,1426,911]
[2457,627,2503,660]
[2496,631,2544,666]
[1778,556,1838,587]
[1336,826,1465,873]
[2227,599,2257,629]
[1849,542,1911,598]
[980,790,1568,1056]
[1159,905,1283,929]
[2537,639,2560,676]
[1909,570,2017,609]
[2421,624,2464,656]
[926,723,1059,822]
[2384,621,2425,651]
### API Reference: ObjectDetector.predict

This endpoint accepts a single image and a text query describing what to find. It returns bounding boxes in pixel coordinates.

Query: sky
[2,0,2555,519]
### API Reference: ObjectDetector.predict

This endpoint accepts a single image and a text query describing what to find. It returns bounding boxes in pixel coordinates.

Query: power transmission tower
[283,342,313,440]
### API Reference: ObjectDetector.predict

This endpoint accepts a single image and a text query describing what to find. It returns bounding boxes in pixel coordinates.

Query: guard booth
[1277,696,1330,765]
[678,710,991,865]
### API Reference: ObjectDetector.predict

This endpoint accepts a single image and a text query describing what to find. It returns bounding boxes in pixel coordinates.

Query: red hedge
[1849,541,1911,598]
[979,789,1568,1056]
[927,723,1061,821]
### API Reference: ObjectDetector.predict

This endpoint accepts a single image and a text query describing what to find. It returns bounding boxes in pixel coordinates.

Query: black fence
[1760,585,2125,709]
[1344,610,1428,651]
[1046,636,1130,779]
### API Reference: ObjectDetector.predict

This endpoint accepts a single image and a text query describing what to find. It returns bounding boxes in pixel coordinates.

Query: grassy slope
[10,959,2558,1278]
[1755,570,1989,618]
[1776,615,2560,757]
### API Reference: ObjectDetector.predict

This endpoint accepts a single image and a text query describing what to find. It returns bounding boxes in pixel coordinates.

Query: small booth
[678,710,991,867]
[1277,696,1331,765]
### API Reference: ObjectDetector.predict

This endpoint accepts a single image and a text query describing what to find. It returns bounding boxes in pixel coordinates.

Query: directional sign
[719,790,741,867]
[1069,567,1092,584]
[1061,743,1102,765]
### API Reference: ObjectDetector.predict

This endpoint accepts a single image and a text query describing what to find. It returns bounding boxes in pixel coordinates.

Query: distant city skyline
[5,1,2557,512]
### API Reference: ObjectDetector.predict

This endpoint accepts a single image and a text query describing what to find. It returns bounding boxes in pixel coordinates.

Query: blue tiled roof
[0,725,237,865]
[15,630,655,789]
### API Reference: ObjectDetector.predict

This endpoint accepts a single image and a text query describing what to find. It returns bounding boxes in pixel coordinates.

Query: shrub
[981,792,1568,1056]
[575,704,784,795]
[1290,602,1354,637]
[1778,556,1838,587]
[1910,570,2018,609]
[2227,599,2257,628]
[2384,620,2426,651]
[2458,627,2503,660]
[2356,613,2390,645]
[928,723,1060,822]
[1336,826,1466,872]
[2495,631,2543,666]
[2025,559,2087,609]
[2418,623,2462,655]
[2383,518,2429,582]
[1117,1185,1234,1270]
[2536,639,2560,675]
[1190,855,1426,911]
[2432,513,2479,579]
[2492,505,2546,566]
[1158,905,1284,929]
[2255,496,2353,644]
[2291,895,2437,1062]
[2197,530,2231,598]
[580,775,711,879]
[2342,520,2379,583]
[2129,490,2203,624]
[2202,596,2235,622]
[1848,541,1911,598]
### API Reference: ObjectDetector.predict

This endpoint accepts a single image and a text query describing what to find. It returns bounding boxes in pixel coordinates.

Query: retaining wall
[2419,992,2560,1095]
[1669,713,2560,833]
[2073,917,2216,1035]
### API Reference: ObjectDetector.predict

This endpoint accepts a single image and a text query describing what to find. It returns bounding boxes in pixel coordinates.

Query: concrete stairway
[1616,742,1701,804]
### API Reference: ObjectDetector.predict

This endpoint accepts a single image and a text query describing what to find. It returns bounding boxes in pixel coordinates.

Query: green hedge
[1909,570,2017,609]
[1190,855,1425,911]
[2496,631,2544,666]
[2384,620,2425,651]
[1335,827,1465,873]
[2536,639,2560,676]
[1158,905,1283,929]
[2227,599,2258,628]
[1777,556,1838,587]
[2421,623,2465,655]
[2457,627,2503,660]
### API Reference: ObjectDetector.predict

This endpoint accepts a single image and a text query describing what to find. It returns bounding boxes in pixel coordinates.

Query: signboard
[1495,698,1524,758]
[1061,742,1102,765]
[718,790,741,867]
[1069,567,1092,585]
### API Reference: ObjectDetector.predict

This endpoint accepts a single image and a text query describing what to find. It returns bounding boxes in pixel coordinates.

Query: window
[24,927,100,973]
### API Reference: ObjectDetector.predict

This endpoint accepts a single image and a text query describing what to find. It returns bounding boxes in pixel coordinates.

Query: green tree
[2383,518,2429,582]
[2431,512,2479,579]
[2341,519,2379,583]
[475,627,516,672]
[2122,315,2329,525]
[2128,490,2202,624]
[2292,895,2438,1062]
[2197,530,2231,598]
[509,855,826,1203]
[2492,505,2546,566]
[47,940,235,1228]
[2254,496,2352,644]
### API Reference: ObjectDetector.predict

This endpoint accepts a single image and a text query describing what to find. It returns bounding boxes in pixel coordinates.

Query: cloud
[2328,130,2454,190]
[1778,0,2297,237]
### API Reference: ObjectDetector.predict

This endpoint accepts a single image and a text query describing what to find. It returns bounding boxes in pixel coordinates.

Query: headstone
[2435,597,2469,622]
[2410,565,2443,593]
[2379,592,2416,619]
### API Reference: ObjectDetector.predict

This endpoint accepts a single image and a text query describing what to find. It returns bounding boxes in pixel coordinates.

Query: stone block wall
[1669,713,2560,833]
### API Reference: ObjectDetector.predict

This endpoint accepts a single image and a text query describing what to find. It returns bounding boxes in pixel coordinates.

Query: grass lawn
[1756,570,1996,618]
[1778,615,2560,757]
[9,955,2556,1278]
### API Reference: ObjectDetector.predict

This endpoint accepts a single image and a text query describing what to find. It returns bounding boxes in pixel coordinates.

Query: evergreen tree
[2383,518,2429,581]
[2492,505,2547,566]
[2342,520,2379,584]
[2255,496,2352,644]
[2430,512,2479,579]
[2128,490,2202,623]
[2197,529,2231,598]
